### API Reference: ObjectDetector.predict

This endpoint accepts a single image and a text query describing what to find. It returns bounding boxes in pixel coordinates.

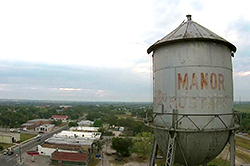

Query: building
[35,124,55,133]
[37,145,57,156]
[57,131,101,140]
[0,132,20,143]
[43,134,94,153]
[20,123,36,130]
[21,119,51,130]
[70,126,99,132]
[78,120,94,126]
[51,115,69,122]
[51,151,89,166]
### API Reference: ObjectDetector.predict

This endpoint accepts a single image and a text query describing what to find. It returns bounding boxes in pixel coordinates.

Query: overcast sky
[0,0,249,102]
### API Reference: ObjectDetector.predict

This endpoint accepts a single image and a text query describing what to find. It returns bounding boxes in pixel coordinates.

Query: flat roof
[45,136,94,146]
[28,119,51,122]
[52,151,88,162]
[0,132,20,137]
[21,123,35,126]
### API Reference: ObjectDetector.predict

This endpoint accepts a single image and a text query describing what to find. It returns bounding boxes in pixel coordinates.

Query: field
[18,133,36,143]
[235,136,250,150]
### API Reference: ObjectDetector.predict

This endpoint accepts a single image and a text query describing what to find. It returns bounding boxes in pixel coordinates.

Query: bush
[0,145,4,151]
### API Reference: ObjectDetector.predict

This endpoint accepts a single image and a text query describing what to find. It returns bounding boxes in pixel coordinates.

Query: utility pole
[19,144,22,163]
[102,151,104,166]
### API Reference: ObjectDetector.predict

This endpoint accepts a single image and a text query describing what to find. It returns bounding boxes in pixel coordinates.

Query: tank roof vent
[186,14,192,21]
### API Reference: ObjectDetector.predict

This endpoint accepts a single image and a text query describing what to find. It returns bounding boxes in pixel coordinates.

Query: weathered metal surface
[153,41,233,130]
[148,15,237,165]
[147,15,236,54]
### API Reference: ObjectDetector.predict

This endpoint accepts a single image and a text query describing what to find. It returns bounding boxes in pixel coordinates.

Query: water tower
[147,15,240,166]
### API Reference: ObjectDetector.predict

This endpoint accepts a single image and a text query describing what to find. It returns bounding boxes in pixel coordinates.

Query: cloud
[0,61,151,101]
[132,63,152,74]
[59,88,83,91]
[235,71,250,77]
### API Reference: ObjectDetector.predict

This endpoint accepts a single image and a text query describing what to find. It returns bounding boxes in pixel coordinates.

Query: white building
[77,120,94,126]
[69,126,99,132]
[55,131,101,140]
[35,124,55,133]
[0,132,20,143]
[37,145,57,156]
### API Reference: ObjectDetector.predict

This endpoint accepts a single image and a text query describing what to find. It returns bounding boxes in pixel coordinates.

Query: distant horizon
[0,98,153,104]
[0,98,248,104]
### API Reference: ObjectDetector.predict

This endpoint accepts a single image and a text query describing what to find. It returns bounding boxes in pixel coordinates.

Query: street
[0,125,68,166]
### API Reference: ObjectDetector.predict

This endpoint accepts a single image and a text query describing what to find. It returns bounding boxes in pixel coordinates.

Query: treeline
[0,105,58,127]
[234,103,250,133]
[0,104,152,129]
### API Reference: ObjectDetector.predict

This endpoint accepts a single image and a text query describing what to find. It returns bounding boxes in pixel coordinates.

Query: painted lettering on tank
[178,73,225,91]
[154,90,230,111]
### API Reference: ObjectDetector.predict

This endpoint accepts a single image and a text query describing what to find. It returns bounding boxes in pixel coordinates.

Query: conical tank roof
[147,15,236,54]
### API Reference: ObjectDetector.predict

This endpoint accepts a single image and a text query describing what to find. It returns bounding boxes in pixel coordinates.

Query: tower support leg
[230,130,235,166]
[149,137,158,166]
[165,132,177,166]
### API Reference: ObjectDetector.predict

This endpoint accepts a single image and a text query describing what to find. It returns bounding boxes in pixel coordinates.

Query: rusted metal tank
[147,15,238,165]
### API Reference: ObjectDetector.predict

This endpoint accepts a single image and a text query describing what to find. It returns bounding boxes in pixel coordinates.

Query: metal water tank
[147,15,239,165]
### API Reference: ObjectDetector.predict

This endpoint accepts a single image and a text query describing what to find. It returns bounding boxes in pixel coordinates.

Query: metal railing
[146,110,241,132]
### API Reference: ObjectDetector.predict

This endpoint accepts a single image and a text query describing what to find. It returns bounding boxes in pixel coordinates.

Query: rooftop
[51,115,69,119]
[52,151,88,162]
[27,119,51,123]
[70,126,99,132]
[45,135,94,146]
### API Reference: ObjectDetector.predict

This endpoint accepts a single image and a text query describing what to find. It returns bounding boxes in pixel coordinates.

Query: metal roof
[147,15,236,54]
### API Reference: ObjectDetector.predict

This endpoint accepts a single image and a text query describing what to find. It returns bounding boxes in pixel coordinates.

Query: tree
[86,112,102,121]
[0,145,3,151]
[130,121,152,136]
[93,140,102,153]
[51,120,62,126]
[111,137,133,157]
[68,121,78,127]
[93,119,103,127]
[132,132,154,159]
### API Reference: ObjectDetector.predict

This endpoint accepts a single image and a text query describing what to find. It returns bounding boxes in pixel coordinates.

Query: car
[4,148,14,155]
[10,128,16,132]
[3,150,8,155]
[156,155,163,159]
[34,134,41,141]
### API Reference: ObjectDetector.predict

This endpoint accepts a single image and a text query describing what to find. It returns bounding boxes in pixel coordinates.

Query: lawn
[0,143,14,150]
[235,136,250,150]
[208,157,230,166]
[18,133,36,143]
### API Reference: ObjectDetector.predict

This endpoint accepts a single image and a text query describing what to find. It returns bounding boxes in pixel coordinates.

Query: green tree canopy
[68,121,78,127]
[111,137,133,157]
[132,132,154,159]
[93,119,103,127]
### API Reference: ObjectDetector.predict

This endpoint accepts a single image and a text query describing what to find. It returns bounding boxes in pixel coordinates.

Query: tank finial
[186,14,192,21]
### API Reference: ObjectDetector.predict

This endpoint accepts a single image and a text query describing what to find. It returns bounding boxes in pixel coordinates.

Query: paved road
[0,125,68,166]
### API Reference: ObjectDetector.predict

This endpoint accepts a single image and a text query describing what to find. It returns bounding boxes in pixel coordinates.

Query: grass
[87,155,101,166]
[0,143,14,150]
[234,108,250,113]
[116,114,131,119]
[236,150,250,163]
[208,157,230,166]
[18,133,36,143]
[235,136,250,150]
